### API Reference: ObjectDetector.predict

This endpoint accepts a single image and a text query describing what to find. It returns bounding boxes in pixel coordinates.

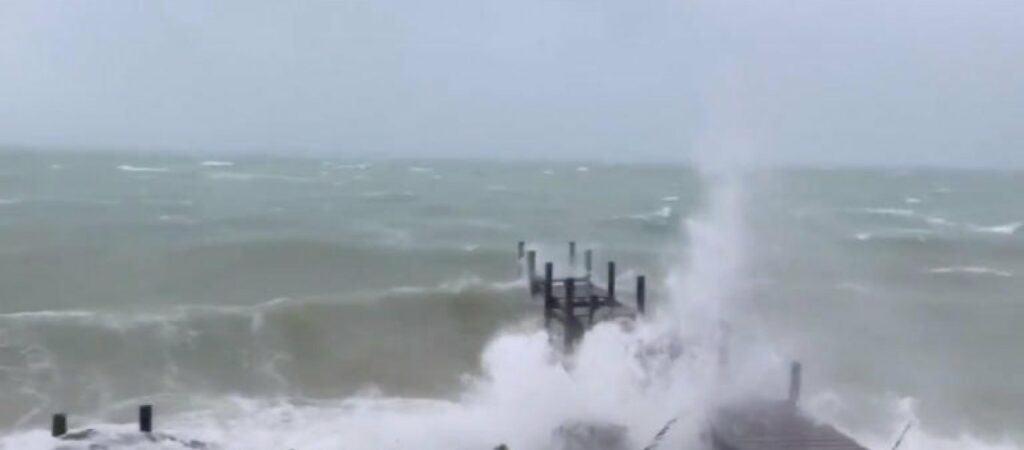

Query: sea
[0,151,1020,449]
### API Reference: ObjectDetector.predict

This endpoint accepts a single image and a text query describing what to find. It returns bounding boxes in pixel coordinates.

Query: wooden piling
[527,250,537,289]
[569,241,577,268]
[544,263,555,310]
[517,241,525,260]
[584,249,593,277]
[789,361,802,407]
[51,413,67,438]
[636,276,646,314]
[607,261,616,300]
[564,278,576,349]
[139,404,153,433]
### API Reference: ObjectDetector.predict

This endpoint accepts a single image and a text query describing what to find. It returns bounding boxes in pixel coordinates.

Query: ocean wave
[927,266,1013,277]
[854,207,917,218]
[206,171,315,184]
[324,162,370,170]
[968,222,1022,235]
[117,164,171,173]
[359,191,418,202]
[200,160,235,167]
[808,393,1021,450]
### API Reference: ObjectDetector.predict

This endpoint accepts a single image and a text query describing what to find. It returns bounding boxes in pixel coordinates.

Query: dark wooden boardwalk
[711,401,868,450]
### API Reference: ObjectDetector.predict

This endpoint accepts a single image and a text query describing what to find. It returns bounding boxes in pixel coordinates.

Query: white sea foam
[409,166,434,173]
[968,222,1022,235]
[927,266,1013,277]
[855,207,917,218]
[576,166,590,173]
[662,195,680,202]
[808,393,1022,450]
[325,162,370,170]
[905,197,923,204]
[117,164,170,173]
[200,160,234,167]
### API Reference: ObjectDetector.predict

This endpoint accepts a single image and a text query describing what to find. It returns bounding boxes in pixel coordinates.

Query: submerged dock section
[518,241,646,351]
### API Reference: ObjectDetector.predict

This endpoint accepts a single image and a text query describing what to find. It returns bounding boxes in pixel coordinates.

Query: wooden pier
[518,241,647,351]
[518,241,870,450]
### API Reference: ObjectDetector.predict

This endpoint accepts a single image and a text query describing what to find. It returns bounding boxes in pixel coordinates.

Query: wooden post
[789,361,802,407]
[517,241,525,278]
[544,263,555,310]
[51,413,67,437]
[139,404,153,433]
[607,261,616,300]
[568,241,577,268]
[564,277,576,349]
[527,250,537,293]
[584,249,593,278]
[636,275,646,314]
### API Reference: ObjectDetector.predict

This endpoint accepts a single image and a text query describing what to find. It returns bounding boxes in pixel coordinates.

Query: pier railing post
[584,249,593,279]
[140,404,153,433]
[544,263,555,310]
[51,413,67,437]
[789,361,802,407]
[565,277,576,349]
[607,262,616,301]
[527,250,537,292]
[636,275,646,314]
[569,241,577,269]
[517,241,526,277]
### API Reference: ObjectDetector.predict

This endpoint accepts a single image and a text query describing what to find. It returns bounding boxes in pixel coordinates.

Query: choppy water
[0,152,1021,449]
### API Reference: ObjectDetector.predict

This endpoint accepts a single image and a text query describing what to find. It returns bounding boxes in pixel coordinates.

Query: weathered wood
[584,249,593,277]
[607,262,616,298]
[636,276,646,314]
[711,401,867,450]
[139,404,153,433]
[527,250,537,292]
[52,413,67,437]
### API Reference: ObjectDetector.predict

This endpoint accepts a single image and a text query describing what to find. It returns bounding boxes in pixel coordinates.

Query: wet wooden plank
[711,401,868,450]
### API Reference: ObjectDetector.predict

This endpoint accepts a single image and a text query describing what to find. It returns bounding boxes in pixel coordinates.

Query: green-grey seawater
[0,151,1021,448]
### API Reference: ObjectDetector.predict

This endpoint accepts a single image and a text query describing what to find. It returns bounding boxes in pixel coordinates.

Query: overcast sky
[1,0,1021,166]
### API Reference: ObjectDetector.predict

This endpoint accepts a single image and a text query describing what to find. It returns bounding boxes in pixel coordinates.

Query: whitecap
[904,197,922,204]
[200,160,235,167]
[0,197,22,205]
[542,169,555,175]
[408,166,433,173]
[927,267,1013,277]
[924,216,956,227]
[855,208,917,218]
[576,166,590,172]
[324,162,369,170]
[117,164,170,173]
[662,196,680,202]
[968,222,1021,235]
[854,233,872,241]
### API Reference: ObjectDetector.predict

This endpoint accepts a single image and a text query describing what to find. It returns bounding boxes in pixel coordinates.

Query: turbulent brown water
[0,152,1021,449]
